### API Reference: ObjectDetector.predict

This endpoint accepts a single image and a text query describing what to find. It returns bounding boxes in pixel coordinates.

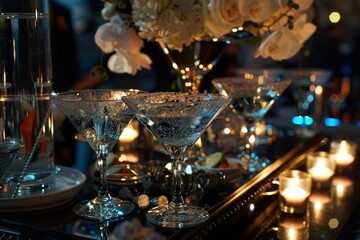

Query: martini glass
[212,76,291,174]
[51,89,142,221]
[123,92,230,228]
[283,69,332,137]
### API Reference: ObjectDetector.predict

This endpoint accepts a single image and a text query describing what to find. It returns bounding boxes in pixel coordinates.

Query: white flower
[204,0,245,37]
[239,0,279,23]
[294,0,313,11]
[132,0,204,51]
[292,13,317,44]
[256,28,302,61]
[95,0,316,75]
[94,14,151,75]
[255,9,316,61]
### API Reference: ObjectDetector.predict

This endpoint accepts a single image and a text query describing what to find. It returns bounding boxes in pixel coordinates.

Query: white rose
[256,28,302,61]
[239,0,279,22]
[204,0,245,37]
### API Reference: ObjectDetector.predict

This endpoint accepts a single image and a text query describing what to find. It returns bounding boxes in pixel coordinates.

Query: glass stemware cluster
[51,89,230,228]
[212,75,291,174]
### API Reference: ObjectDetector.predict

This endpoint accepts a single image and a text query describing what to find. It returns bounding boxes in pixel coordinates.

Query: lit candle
[308,166,334,182]
[330,140,357,167]
[279,170,312,213]
[119,127,139,143]
[334,150,354,167]
[306,151,336,187]
[281,187,309,206]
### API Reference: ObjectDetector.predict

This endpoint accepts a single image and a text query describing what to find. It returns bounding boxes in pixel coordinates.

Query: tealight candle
[330,140,357,167]
[306,151,336,188]
[281,187,309,206]
[308,166,333,182]
[279,170,312,214]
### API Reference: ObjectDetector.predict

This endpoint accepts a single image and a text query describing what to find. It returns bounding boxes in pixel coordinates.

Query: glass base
[73,195,135,221]
[146,203,209,228]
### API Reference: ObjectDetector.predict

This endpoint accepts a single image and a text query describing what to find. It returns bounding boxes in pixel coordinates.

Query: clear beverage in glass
[0,0,55,196]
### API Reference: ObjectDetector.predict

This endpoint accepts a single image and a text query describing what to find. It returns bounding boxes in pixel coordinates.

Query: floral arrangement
[95,0,316,75]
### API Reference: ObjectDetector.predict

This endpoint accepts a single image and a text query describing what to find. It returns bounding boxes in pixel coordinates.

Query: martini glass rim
[51,89,146,102]
[123,91,231,106]
[211,76,292,85]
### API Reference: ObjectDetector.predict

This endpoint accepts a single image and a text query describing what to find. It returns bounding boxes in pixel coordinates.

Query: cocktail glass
[283,69,332,137]
[212,76,291,174]
[123,92,230,228]
[51,89,143,221]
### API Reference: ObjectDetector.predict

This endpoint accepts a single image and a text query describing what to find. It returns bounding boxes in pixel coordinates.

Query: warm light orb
[329,12,341,23]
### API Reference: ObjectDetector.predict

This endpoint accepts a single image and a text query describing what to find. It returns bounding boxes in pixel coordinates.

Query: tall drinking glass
[0,0,55,196]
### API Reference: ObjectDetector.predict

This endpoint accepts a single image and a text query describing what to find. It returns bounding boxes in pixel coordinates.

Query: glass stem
[170,158,185,207]
[246,123,256,154]
[96,148,109,197]
[99,221,108,240]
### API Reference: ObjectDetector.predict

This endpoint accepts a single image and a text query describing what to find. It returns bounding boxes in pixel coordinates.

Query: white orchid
[255,12,316,61]
[95,14,151,75]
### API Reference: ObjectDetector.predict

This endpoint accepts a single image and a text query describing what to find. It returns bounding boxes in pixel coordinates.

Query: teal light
[292,116,313,126]
[324,118,341,127]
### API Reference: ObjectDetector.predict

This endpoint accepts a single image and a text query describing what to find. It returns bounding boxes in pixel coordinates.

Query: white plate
[0,166,86,212]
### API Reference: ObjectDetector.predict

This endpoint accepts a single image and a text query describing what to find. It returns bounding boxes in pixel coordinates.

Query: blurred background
[50,0,360,166]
